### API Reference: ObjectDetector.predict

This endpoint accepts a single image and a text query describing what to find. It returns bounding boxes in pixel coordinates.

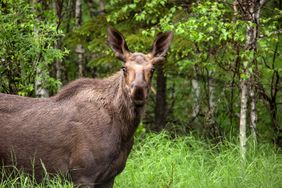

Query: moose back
[0,27,172,187]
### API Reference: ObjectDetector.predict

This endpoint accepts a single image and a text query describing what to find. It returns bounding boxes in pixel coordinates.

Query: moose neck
[109,71,144,134]
[55,71,143,138]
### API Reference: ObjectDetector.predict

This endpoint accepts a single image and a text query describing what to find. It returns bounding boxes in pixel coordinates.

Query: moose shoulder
[0,27,172,188]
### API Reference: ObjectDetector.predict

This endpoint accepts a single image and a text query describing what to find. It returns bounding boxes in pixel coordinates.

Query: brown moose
[0,27,172,187]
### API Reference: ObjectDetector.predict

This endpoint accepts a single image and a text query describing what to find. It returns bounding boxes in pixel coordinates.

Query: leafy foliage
[0,0,66,96]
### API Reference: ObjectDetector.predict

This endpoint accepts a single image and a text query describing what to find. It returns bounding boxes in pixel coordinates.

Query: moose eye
[150,67,155,73]
[121,66,127,73]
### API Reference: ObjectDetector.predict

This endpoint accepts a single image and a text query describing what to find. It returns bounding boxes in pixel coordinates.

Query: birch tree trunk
[250,84,257,143]
[188,65,202,133]
[87,0,105,17]
[239,79,248,161]
[249,0,267,144]
[192,65,200,118]
[33,0,49,98]
[35,69,49,98]
[53,1,62,88]
[205,70,219,138]
[75,0,85,77]
[235,0,265,160]
[208,71,215,116]
[99,0,105,15]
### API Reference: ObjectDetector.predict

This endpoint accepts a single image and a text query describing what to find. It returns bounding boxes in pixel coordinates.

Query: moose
[0,27,172,187]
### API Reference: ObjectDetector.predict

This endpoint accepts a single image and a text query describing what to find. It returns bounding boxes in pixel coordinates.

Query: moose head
[108,27,173,107]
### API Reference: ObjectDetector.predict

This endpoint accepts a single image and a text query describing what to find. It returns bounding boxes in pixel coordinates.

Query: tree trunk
[154,65,167,131]
[33,0,49,98]
[192,65,200,118]
[99,0,105,15]
[235,0,265,160]
[249,83,257,143]
[55,41,62,84]
[205,70,220,139]
[87,0,105,17]
[239,79,248,161]
[53,0,63,88]
[269,70,281,145]
[35,70,49,98]
[187,65,201,133]
[75,0,84,77]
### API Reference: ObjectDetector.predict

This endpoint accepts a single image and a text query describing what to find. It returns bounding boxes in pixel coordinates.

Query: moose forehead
[127,53,151,66]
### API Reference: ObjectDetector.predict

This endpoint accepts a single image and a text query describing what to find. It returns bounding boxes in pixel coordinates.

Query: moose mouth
[133,99,145,107]
[131,87,147,107]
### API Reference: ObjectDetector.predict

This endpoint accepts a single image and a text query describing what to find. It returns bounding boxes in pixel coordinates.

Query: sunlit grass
[1,132,281,187]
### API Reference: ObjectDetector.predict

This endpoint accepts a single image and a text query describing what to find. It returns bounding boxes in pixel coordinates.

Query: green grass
[1,132,282,187]
[0,167,73,188]
[115,132,282,188]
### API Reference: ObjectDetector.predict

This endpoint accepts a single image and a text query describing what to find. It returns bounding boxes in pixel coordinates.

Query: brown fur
[0,72,138,186]
[0,27,172,188]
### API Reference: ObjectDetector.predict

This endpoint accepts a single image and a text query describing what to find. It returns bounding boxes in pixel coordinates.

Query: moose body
[0,27,172,187]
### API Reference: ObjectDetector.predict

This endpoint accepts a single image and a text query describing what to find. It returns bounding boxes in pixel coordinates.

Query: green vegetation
[1,133,281,187]
[0,0,66,96]
[118,133,282,188]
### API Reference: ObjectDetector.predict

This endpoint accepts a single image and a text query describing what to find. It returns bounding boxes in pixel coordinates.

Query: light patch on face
[124,53,154,83]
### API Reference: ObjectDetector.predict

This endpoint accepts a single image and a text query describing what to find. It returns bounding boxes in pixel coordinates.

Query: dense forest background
[1,0,282,157]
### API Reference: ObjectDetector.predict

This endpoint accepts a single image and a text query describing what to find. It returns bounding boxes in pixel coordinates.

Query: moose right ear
[107,27,130,62]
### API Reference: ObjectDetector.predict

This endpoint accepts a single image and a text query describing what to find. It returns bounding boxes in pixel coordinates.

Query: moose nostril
[133,87,145,100]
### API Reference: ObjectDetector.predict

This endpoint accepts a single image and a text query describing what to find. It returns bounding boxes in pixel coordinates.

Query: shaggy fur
[0,72,139,187]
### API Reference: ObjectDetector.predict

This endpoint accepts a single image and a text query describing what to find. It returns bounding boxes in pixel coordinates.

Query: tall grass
[1,132,281,187]
[115,132,282,188]
[0,167,73,188]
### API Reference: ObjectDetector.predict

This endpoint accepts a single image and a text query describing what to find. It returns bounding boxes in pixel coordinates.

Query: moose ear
[107,26,130,62]
[151,31,173,58]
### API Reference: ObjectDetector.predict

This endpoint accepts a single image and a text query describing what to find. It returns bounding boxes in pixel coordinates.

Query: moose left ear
[107,26,130,62]
[151,31,173,59]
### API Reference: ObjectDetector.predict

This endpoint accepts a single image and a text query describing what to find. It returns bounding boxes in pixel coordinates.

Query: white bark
[76,44,85,77]
[205,70,219,138]
[207,70,216,126]
[248,1,264,144]
[208,70,215,116]
[55,45,62,83]
[250,87,257,142]
[192,66,200,118]
[33,0,49,98]
[75,0,81,25]
[237,0,263,160]
[239,79,248,161]
[52,1,62,87]
[35,71,49,98]
[99,0,105,15]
